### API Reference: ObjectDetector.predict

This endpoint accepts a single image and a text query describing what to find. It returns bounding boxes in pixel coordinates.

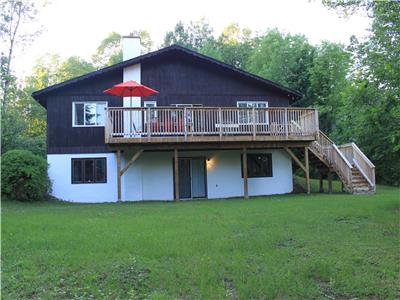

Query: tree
[1,54,96,157]
[248,29,315,103]
[324,0,400,185]
[92,31,153,68]
[163,19,214,50]
[200,23,256,70]
[0,0,43,109]
[308,42,351,133]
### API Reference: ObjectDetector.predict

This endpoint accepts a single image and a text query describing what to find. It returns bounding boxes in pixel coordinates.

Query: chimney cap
[122,34,140,39]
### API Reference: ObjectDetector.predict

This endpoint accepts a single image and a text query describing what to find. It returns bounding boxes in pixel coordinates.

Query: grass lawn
[2,183,399,299]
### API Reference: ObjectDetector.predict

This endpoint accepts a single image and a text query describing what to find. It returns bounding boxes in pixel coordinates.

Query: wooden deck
[105,107,319,145]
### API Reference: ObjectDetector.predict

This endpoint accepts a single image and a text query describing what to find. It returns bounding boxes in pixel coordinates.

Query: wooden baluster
[252,107,256,138]
[284,108,288,139]
[184,107,187,139]
[147,107,151,137]
[218,108,222,137]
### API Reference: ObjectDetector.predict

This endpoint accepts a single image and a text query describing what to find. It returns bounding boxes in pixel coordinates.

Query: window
[73,102,107,126]
[171,104,203,107]
[144,101,157,108]
[237,101,268,109]
[241,153,273,178]
[237,101,268,124]
[144,101,157,120]
[71,158,107,184]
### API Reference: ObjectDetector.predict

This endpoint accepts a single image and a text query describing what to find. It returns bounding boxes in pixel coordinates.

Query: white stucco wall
[181,149,293,199]
[48,153,118,203]
[120,151,174,201]
[48,149,293,203]
[122,149,293,201]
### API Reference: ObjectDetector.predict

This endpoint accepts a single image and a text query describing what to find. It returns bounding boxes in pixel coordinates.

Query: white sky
[13,0,370,79]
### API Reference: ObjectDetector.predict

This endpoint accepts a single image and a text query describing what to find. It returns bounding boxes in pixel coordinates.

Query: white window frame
[237,101,269,125]
[144,101,157,108]
[144,101,157,121]
[171,104,203,107]
[237,101,269,108]
[72,101,108,127]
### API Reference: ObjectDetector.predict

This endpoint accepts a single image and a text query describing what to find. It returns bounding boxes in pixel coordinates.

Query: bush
[1,150,51,201]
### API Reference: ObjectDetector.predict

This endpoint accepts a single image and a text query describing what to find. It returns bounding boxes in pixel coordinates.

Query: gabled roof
[32,44,302,103]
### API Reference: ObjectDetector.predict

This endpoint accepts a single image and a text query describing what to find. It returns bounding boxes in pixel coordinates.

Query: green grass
[2,184,399,299]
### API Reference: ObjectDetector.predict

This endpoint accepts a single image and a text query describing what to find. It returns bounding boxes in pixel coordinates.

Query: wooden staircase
[309,131,376,194]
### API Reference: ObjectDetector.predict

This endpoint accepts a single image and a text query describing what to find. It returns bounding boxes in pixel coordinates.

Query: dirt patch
[316,278,358,300]
[224,277,239,300]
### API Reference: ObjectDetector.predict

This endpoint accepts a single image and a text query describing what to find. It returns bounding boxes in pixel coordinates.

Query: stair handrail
[353,159,375,188]
[312,130,335,164]
[332,144,353,169]
[331,144,353,189]
[339,143,375,189]
[318,130,334,144]
[311,130,353,190]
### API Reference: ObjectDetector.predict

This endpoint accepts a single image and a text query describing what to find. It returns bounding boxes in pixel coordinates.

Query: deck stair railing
[106,107,319,139]
[310,130,376,193]
[338,143,376,191]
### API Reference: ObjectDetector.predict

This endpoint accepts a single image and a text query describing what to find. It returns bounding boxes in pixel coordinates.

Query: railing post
[147,107,151,137]
[218,107,222,137]
[105,108,110,143]
[117,149,122,202]
[252,107,256,138]
[242,148,248,199]
[184,107,188,139]
[314,109,319,135]
[284,108,288,139]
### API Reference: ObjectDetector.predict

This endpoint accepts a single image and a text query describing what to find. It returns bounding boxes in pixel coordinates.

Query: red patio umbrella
[104,80,159,134]
[103,80,158,106]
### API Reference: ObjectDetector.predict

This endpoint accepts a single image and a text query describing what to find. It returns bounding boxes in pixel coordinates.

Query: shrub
[1,150,51,201]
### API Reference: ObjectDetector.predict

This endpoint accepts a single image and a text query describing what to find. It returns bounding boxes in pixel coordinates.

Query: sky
[12,0,371,78]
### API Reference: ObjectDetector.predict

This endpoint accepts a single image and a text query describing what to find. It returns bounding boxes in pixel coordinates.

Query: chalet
[32,36,376,202]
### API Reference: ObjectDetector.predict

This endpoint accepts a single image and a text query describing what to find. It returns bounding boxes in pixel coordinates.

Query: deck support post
[242,148,248,199]
[117,149,122,202]
[305,147,310,194]
[174,149,179,201]
[319,172,324,193]
[328,169,333,194]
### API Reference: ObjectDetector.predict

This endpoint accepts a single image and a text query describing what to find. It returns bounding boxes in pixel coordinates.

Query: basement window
[241,153,273,178]
[71,158,107,184]
[73,102,107,127]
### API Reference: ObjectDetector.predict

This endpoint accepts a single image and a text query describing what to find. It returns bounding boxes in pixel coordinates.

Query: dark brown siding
[45,54,294,155]
[46,71,122,154]
[141,53,291,107]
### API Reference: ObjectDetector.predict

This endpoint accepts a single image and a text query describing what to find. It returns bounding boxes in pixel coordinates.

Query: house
[32,36,376,203]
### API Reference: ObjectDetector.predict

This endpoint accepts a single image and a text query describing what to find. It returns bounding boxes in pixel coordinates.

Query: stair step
[353,185,370,189]
[353,188,374,194]
[352,179,367,184]
[353,186,372,190]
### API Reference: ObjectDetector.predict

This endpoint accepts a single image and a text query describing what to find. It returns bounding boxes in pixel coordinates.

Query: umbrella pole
[130,96,132,135]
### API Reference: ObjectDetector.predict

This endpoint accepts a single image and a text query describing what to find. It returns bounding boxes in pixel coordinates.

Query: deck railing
[106,107,319,141]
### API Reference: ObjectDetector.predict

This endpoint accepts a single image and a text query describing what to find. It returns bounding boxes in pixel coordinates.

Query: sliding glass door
[176,158,207,199]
